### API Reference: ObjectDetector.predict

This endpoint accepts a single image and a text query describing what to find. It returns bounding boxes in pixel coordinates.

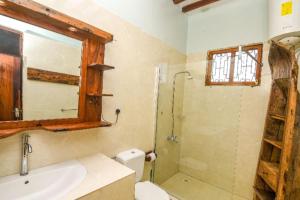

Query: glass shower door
[153,61,243,200]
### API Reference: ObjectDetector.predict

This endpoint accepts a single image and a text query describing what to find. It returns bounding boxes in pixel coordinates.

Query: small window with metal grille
[205,44,263,86]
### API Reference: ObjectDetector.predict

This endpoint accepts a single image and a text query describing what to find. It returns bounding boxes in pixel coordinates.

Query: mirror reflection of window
[0,15,83,121]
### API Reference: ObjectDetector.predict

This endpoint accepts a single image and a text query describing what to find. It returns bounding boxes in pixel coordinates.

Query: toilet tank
[116,149,145,182]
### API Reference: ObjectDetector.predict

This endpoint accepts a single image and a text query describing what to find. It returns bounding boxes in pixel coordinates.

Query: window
[205,44,263,86]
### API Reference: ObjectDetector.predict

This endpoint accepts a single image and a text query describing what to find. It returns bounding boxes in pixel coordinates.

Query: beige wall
[183,1,269,199]
[0,0,186,178]
[179,44,272,199]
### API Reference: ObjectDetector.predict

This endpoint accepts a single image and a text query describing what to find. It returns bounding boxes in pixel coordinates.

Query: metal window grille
[211,52,231,82]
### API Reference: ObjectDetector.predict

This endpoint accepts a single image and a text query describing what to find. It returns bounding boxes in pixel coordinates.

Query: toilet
[116,149,170,200]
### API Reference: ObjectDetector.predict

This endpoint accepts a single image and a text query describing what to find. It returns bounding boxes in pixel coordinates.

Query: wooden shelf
[0,121,112,137]
[264,137,283,149]
[88,63,114,71]
[0,128,27,139]
[87,93,113,97]
[43,121,112,132]
[254,188,275,200]
[258,161,279,191]
[270,114,286,121]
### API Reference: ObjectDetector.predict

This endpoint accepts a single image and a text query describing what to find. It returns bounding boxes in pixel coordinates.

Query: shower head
[185,72,193,80]
[174,71,193,80]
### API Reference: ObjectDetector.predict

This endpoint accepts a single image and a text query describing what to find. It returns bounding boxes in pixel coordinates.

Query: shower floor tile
[160,173,248,200]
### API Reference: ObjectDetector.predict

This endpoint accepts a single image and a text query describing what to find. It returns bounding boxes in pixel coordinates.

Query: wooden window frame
[205,43,263,86]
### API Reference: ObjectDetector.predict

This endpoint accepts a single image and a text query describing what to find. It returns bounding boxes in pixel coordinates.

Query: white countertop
[63,153,135,200]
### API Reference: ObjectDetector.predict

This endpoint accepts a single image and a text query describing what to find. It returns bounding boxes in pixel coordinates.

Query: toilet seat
[135,181,169,200]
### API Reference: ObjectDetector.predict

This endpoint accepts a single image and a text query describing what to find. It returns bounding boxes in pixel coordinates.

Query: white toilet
[116,149,170,200]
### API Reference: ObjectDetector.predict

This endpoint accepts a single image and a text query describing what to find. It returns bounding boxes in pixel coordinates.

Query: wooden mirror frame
[0,0,114,138]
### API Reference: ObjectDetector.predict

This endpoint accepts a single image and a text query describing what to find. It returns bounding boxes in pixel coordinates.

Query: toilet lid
[135,181,169,200]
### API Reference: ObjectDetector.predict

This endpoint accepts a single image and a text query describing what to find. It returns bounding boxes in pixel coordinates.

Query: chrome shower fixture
[237,45,263,67]
[174,71,193,80]
[167,71,193,143]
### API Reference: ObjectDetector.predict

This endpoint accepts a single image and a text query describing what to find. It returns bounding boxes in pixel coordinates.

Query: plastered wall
[187,0,268,54]
[0,0,186,177]
[94,0,187,53]
[179,1,270,198]
[179,44,271,199]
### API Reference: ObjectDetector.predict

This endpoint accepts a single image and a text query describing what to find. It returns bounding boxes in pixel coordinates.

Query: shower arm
[239,46,263,67]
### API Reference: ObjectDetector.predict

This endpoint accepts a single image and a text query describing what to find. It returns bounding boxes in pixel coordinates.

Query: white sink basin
[0,160,87,200]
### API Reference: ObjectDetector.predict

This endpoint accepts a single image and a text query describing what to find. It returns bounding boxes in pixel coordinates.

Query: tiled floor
[161,173,248,200]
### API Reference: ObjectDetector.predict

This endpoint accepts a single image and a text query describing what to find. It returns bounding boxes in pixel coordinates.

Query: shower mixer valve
[167,135,179,143]
[167,71,192,145]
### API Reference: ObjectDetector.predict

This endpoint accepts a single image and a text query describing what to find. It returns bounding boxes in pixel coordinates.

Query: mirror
[0,15,82,121]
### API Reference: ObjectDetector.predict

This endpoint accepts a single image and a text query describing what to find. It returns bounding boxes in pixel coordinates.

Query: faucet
[20,134,32,176]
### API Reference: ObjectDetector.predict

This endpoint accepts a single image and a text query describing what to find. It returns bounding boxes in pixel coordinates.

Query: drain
[24,180,29,184]
[184,179,189,182]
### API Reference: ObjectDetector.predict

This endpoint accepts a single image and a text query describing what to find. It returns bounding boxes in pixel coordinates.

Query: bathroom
[0,0,300,199]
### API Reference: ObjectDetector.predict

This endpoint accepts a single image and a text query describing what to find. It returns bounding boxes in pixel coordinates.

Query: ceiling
[173,0,221,13]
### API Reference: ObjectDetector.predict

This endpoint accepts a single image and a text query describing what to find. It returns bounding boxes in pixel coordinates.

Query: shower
[167,71,193,142]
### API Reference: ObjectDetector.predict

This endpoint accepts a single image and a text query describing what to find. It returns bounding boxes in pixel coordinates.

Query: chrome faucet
[20,134,32,176]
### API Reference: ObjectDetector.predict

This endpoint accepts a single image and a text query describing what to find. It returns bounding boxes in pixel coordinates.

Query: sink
[0,160,87,200]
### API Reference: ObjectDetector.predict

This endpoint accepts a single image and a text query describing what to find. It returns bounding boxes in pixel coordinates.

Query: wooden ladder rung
[88,63,115,71]
[258,161,279,191]
[87,93,113,97]
[264,138,283,149]
[270,114,286,121]
[254,188,275,200]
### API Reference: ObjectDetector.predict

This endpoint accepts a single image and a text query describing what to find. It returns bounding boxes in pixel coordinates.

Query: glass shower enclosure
[152,58,269,200]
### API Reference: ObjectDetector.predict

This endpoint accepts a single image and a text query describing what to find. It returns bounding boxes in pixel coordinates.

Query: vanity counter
[64,153,135,200]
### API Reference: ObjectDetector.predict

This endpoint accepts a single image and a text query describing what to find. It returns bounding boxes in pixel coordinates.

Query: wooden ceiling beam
[173,0,186,4]
[182,0,220,13]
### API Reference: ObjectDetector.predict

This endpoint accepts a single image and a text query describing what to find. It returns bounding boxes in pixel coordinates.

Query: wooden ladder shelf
[253,42,300,200]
